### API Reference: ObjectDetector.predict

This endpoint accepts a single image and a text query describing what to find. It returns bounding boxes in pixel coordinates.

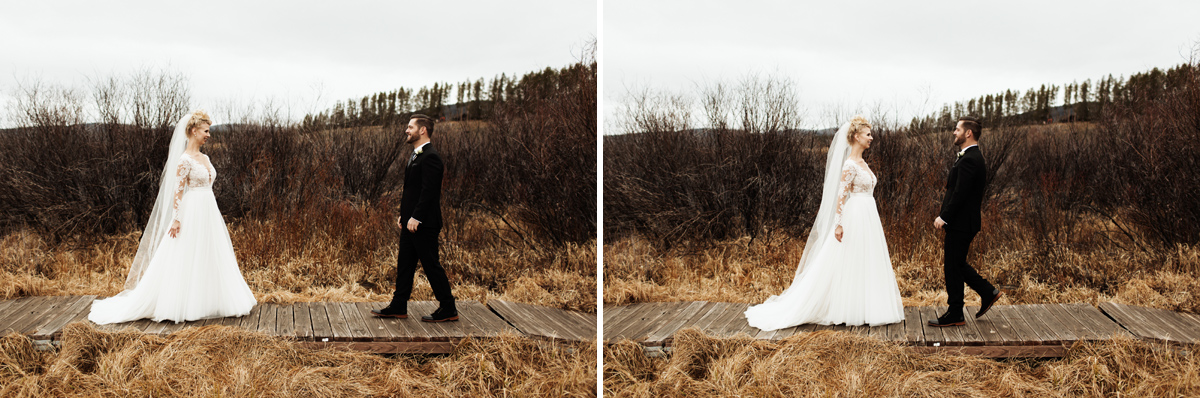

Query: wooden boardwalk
[605,302,1199,357]
[0,296,595,353]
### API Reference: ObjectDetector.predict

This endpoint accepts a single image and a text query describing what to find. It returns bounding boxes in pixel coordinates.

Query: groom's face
[952,121,968,147]
[405,119,423,143]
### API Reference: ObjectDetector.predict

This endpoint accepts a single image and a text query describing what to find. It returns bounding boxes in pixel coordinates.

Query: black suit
[391,143,455,311]
[939,146,995,317]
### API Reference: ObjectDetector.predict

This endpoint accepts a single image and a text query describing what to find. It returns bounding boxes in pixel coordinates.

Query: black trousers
[943,229,995,317]
[391,228,456,310]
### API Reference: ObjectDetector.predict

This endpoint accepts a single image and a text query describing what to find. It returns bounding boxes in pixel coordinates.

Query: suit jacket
[401,144,444,231]
[940,146,987,233]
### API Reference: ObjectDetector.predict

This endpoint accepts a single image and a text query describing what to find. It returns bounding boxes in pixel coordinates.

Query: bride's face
[191,123,211,146]
[855,127,873,149]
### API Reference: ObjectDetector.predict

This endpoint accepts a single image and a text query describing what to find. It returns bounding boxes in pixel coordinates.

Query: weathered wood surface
[0,296,594,354]
[604,302,1173,358]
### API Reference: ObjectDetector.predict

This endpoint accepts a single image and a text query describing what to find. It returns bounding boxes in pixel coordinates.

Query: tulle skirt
[744,194,904,330]
[89,188,257,324]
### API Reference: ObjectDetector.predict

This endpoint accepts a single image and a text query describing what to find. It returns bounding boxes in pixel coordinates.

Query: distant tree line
[908,63,1198,130]
[301,63,593,129]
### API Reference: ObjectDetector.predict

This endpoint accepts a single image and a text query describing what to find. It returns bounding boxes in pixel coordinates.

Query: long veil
[123,113,191,291]
[788,122,852,283]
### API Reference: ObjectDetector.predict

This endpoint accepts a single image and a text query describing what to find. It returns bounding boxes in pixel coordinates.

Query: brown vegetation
[0,322,595,397]
[605,328,1200,397]
[0,51,596,312]
[605,61,1200,315]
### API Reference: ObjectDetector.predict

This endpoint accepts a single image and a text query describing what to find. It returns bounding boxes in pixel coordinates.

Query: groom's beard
[954,136,965,147]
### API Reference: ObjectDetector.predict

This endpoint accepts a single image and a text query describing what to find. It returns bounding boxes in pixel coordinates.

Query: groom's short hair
[958,116,982,140]
[410,114,435,137]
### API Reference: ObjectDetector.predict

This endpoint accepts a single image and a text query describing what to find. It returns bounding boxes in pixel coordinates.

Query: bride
[744,115,903,330]
[89,110,257,325]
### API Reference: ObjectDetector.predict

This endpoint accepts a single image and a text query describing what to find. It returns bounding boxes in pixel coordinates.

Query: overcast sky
[0,0,596,127]
[605,0,1200,130]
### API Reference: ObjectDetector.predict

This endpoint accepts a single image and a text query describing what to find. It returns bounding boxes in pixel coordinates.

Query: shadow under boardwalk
[0,296,596,354]
[603,302,1192,358]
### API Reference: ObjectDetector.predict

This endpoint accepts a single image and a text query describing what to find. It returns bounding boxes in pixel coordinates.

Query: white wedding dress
[89,147,256,324]
[744,127,903,331]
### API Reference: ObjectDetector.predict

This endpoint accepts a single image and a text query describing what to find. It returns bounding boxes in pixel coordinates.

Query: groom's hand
[934,217,946,230]
[407,218,420,233]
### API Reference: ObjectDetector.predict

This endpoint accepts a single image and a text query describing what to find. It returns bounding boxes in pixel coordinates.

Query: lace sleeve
[833,162,856,227]
[171,159,191,224]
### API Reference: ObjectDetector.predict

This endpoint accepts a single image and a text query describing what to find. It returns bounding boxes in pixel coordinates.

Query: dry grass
[0,210,596,313]
[604,229,1200,314]
[0,322,595,397]
[604,328,1200,397]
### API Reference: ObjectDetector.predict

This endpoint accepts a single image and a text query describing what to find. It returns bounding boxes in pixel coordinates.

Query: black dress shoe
[976,290,1004,319]
[928,313,965,327]
[421,308,459,322]
[370,306,408,319]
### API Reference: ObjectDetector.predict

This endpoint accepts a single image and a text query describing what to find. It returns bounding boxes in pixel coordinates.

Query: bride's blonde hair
[847,115,871,143]
[186,110,212,137]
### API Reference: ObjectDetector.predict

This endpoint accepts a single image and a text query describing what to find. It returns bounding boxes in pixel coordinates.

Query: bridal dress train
[89,152,256,324]
[744,141,903,331]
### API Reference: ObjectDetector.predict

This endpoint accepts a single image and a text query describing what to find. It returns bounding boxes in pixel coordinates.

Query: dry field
[605,328,1199,397]
[0,322,595,397]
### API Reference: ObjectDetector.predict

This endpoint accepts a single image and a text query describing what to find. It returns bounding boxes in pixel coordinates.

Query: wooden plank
[1042,304,1096,342]
[605,302,673,343]
[618,302,690,344]
[548,305,597,340]
[275,305,295,339]
[351,302,397,341]
[933,307,967,346]
[1121,304,1200,343]
[1099,302,1169,342]
[322,302,354,342]
[506,301,589,341]
[0,296,50,335]
[16,296,78,336]
[999,305,1054,344]
[909,345,1066,358]
[338,302,376,342]
[694,303,741,336]
[1027,304,1075,343]
[53,299,96,340]
[662,302,724,347]
[309,302,336,342]
[885,317,906,342]
[252,303,277,336]
[0,298,22,318]
[991,305,1044,345]
[292,302,314,340]
[603,303,629,324]
[953,306,988,346]
[27,296,89,339]
[902,306,923,345]
[451,301,501,339]
[603,302,662,342]
[708,303,753,338]
[1060,304,1127,340]
[1141,306,1200,343]
[966,305,1009,344]
[411,301,459,342]
[491,300,556,339]
[30,296,95,339]
[460,301,516,337]
[917,307,946,346]
[603,303,654,338]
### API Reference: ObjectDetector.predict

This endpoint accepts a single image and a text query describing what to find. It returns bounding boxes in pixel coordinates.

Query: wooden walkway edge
[0,296,595,354]
[604,301,1196,358]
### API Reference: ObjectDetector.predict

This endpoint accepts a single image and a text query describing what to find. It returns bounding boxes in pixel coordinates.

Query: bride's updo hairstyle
[186,110,212,137]
[847,115,872,144]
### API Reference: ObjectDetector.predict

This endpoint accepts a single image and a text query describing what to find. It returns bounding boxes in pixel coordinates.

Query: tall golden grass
[605,329,1199,397]
[0,323,595,397]
[1,210,596,312]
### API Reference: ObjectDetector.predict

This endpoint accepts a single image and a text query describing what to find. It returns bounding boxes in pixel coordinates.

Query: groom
[372,114,458,322]
[929,116,1003,327]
